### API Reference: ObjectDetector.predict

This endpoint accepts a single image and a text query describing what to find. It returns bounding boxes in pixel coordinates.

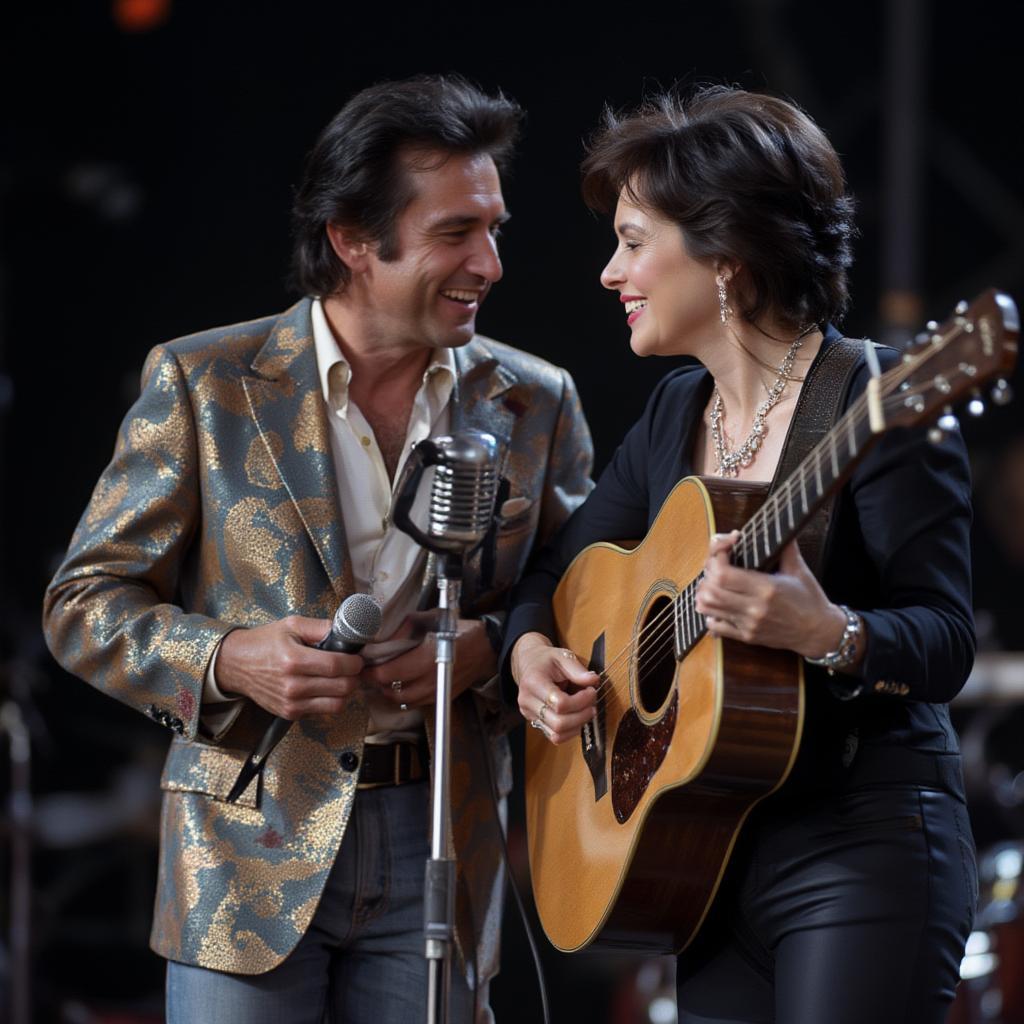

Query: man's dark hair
[290,75,523,297]
[581,86,857,328]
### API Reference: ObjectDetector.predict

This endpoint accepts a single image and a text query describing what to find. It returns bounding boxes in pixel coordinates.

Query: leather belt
[356,739,428,789]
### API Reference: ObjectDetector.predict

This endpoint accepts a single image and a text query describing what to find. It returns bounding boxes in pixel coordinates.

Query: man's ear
[326,222,372,273]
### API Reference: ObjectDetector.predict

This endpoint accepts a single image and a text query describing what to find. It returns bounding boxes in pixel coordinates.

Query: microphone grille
[334,593,382,644]
[428,432,501,548]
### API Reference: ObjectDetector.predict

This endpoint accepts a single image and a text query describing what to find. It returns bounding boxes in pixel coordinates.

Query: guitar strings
[588,583,695,706]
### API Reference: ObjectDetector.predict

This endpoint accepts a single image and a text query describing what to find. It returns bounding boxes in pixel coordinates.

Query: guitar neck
[732,393,878,572]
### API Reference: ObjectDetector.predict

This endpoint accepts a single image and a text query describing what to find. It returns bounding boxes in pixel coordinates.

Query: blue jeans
[166,780,486,1024]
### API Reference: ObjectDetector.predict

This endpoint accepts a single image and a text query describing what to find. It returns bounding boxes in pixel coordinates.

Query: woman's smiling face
[599,191,722,358]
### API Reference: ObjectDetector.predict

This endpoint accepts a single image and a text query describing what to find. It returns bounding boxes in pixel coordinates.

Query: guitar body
[525,475,805,954]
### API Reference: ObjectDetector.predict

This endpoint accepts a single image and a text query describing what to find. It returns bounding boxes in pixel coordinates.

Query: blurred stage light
[112,0,171,33]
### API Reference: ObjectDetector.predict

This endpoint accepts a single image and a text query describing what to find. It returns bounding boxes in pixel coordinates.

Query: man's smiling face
[350,148,508,352]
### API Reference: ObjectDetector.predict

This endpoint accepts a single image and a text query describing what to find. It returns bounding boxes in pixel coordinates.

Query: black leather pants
[676,787,977,1024]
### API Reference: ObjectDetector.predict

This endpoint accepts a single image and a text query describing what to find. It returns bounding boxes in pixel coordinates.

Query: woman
[504,88,977,1023]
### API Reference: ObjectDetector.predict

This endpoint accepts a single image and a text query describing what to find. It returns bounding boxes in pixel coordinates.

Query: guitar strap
[768,336,865,580]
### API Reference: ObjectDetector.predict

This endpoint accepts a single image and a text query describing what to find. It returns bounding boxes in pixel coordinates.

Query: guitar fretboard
[733,402,875,572]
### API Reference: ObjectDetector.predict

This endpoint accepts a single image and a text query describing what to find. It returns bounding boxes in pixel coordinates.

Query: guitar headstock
[879,289,1019,432]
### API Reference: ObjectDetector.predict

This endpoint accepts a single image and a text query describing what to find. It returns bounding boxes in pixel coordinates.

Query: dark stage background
[2,1,1024,1021]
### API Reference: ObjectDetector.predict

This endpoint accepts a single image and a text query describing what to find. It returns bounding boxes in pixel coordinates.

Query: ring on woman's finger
[530,718,554,741]
[538,700,550,722]
[560,649,577,661]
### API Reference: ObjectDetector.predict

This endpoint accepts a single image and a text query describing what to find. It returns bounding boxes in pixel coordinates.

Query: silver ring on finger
[530,718,553,741]
[538,700,550,722]
[560,649,577,661]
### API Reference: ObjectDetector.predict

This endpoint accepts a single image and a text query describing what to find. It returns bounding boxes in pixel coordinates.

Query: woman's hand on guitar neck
[511,632,600,744]
[696,531,856,663]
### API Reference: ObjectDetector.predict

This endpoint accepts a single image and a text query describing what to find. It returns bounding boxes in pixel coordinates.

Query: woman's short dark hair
[581,86,856,327]
[291,75,523,297]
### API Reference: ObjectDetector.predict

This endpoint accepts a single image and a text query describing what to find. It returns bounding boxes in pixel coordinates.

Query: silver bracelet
[805,605,862,675]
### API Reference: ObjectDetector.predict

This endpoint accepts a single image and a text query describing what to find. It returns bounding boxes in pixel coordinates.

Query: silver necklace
[709,335,805,477]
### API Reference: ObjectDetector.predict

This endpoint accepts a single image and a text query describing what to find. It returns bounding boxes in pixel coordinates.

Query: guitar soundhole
[636,595,676,715]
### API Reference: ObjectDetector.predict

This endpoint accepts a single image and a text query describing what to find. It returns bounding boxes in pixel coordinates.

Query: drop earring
[716,274,732,324]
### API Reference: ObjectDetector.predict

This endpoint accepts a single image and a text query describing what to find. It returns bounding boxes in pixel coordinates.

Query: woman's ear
[714,259,741,285]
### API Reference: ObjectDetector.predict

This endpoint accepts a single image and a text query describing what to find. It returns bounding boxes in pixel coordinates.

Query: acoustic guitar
[525,290,1019,954]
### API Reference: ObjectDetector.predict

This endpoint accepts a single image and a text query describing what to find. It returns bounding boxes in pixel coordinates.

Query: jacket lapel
[449,337,519,443]
[241,299,354,599]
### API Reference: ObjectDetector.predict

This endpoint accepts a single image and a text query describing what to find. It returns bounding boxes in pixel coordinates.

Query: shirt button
[378,570,389,581]
[339,751,359,772]
[361,436,371,447]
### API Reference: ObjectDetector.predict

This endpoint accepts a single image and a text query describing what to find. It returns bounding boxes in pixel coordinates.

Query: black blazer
[504,329,975,801]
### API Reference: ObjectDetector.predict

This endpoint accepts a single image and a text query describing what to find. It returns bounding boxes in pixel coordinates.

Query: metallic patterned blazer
[42,298,593,986]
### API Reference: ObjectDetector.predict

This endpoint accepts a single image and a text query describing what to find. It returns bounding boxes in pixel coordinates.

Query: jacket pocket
[160,739,260,809]
[497,494,536,530]
[832,789,924,833]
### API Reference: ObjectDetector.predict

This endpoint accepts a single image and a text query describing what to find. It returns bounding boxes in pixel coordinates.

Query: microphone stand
[390,433,502,1024]
[424,555,460,1024]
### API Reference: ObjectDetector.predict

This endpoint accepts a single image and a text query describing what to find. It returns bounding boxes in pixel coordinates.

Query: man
[43,75,593,1023]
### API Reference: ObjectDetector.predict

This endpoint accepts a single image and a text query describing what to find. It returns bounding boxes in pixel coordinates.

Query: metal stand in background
[1,670,33,1024]
[425,572,461,1024]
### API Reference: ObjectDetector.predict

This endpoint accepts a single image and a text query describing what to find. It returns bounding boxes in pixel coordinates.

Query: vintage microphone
[391,431,503,1024]
[226,593,382,804]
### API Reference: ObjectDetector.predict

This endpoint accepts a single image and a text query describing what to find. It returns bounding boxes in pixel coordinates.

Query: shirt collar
[310,298,457,417]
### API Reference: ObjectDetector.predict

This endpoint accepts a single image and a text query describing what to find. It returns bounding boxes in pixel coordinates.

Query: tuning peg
[991,379,1013,406]
[967,390,985,417]
[937,413,959,433]
[955,300,969,315]
[928,426,947,445]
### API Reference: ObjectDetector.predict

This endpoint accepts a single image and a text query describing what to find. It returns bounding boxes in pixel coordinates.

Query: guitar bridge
[580,633,608,801]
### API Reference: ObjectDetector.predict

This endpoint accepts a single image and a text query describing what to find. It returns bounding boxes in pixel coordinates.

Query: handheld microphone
[226,593,382,803]
[313,592,383,654]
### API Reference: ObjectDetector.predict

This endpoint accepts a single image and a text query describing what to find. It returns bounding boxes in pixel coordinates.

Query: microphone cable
[473,695,552,1024]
